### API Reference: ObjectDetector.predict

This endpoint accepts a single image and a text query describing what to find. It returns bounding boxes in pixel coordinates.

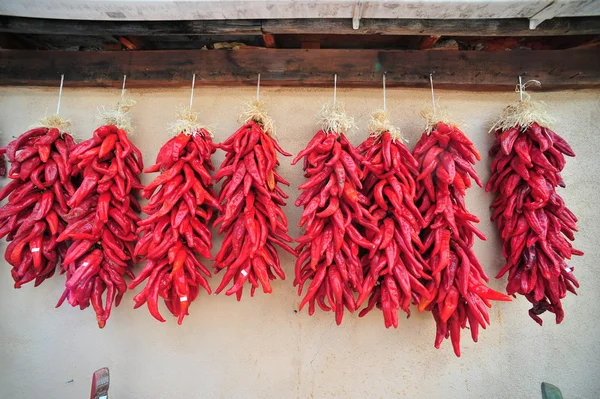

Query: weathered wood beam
[1,16,600,37]
[0,16,263,36]
[1,49,599,90]
[263,17,600,36]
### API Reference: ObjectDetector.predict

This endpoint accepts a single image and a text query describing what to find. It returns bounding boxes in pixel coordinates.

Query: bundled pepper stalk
[132,108,220,324]
[355,110,430,328]
[56,100,144,328]
[487,87,582,325]
[0,116,76,288]
[414,110,511,357]
[213,99,295,299]
[293,102,375,325]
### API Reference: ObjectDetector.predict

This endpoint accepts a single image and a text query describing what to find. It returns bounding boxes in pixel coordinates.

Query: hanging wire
[189,73,196,109]
[518,75,523,102]
[333,73,337,106]
[429,72,436,111]
[383,73,387,111]
[56,74,65,115]
[256,73,261,100]
[120,74,127,102]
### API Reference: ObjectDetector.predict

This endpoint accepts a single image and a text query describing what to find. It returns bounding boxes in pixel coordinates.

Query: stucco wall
[0,86,598,399]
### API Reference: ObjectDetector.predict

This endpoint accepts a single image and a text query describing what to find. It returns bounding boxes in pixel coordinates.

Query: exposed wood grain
[301,41,321,49]
[1,49,599,90]
[0,16,263,36]
[2,16,600,37]
[103,43,122,51]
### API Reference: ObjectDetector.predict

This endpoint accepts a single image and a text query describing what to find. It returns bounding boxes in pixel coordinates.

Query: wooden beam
[1,49,599,90]
[2,16,600,37]
[0,16,263,36]
[262,17,600,36]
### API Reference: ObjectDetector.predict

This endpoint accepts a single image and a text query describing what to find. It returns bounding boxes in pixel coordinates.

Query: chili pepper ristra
[0,115,76,288]
[213,97,295,299]
[413,107,511,357]
[487,81,582,325]
[355,110,430,328]
[294,99,375,325]
[56,98,143,328]
[132,107,220,324]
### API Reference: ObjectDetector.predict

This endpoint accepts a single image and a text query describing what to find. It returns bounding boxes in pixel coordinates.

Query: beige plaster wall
[0,86,598,399]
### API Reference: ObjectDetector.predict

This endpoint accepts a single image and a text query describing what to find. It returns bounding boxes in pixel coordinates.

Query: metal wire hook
[120,74,127,102]
[333,73,337,106]
[189,73,196,109]
[383,73,387,111]
[256,73,261,100]
[56,74,65,115]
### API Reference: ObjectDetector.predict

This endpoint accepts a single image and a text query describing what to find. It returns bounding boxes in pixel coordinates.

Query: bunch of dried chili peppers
[293,104,375,324]
[487,101,581,325]
[0,124,76,288]
[56,122,143,328]
[413,120,511,356]
[355,111,430,328]
[213,100,295,299]
[132,125,220,324]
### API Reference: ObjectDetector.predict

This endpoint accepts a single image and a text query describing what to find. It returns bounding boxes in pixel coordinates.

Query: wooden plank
[1,49,599,90]
[103,43,122,51]
[2,16,600,37]
[0,16,263,36]
[262,17,600,36]
[301,41,321,49]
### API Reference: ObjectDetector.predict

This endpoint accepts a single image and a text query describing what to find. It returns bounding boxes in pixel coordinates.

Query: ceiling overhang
[2,1,600,28]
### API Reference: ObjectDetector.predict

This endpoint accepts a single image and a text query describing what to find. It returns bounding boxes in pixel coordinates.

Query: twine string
[490,79,551,132]
[514,78,541,102]
[56,74,64,115]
